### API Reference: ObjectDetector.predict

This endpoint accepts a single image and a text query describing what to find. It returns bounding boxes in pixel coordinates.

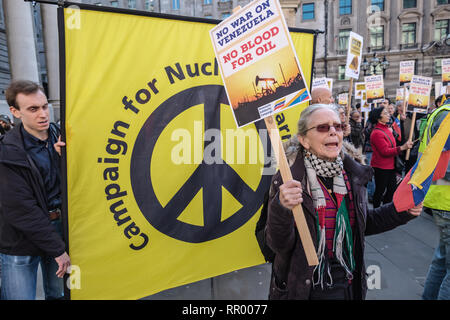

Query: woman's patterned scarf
[304,150,355,289]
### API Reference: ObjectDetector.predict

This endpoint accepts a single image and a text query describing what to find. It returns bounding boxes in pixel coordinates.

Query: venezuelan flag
[393,112,450,212]
[286,88,309,108]
[274,98,286,111]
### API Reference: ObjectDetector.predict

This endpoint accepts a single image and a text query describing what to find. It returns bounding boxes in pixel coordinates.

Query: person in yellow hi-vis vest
[421,96,450,300]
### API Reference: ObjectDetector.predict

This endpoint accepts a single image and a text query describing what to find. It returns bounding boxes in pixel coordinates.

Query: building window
[173,0,180,10]
[204,0,212,4]
[338,29,352,53]
[339,0,352,15]
[145,0,153,10]
[402,23,416,48]
[435,20,450,41]
[435,58,443,75]
[128,0,136,9]
[338,65,350,80]
[110,1,119,7]
[403,0,417,9]
[302,3,315,20]
[222,12,231,19]
[370,25,384,50]
[371,0,385,11]
[437,0,450,5]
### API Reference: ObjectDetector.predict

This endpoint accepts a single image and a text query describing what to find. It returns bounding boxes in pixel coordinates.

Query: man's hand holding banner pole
[210,0,318,266]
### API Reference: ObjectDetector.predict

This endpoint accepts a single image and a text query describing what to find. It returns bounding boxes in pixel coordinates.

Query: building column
[41,3,60,121]
[3,0,40,83]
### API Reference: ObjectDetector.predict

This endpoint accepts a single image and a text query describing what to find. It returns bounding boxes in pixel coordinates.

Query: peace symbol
[130,85,272,243]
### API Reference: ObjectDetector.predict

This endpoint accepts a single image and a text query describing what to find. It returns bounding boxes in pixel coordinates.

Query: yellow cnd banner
[61,4,315,299]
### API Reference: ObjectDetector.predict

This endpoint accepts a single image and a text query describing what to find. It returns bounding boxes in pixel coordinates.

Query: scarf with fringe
[304,151,355,289]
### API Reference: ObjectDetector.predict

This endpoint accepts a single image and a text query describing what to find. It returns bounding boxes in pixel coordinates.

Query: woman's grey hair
[284,104,340,160]
[297,104,340,137]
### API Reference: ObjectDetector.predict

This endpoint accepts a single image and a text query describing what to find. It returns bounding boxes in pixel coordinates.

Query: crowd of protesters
[0,79,448,300]
[274,88,450,300]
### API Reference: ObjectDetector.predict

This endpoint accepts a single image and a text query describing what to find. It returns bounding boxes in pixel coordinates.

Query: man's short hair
[5,80,45,110]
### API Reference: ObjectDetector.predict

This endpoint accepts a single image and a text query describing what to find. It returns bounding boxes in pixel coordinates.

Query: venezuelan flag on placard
[274,98,286,111]
[393,112,450,212]
[286,88,309,108]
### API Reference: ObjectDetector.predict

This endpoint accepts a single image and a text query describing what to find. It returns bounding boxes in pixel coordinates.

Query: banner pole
[346,78,353,124]
[405,111,417,161]
[402,86,407,115]
[264,116,319,266]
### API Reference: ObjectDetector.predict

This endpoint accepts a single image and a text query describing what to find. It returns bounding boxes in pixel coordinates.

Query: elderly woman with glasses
[266,104,422,300]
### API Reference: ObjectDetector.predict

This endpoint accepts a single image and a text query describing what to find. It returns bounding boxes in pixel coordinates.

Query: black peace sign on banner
[130,85,272,243]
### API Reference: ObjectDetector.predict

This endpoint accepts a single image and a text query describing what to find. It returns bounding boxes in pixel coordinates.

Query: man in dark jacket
[0,80,70,300]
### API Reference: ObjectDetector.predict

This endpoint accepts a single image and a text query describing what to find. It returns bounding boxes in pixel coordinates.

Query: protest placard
[406,75,433,160]
[345,32,363,80]
[396,87,407,100]
[399,60,415,86]
[211,0,318,266]
[338,93,348,105]
[435,82,447,97]
[312,77,331,90]
[407,75,433,114]
[442,58,450,86]
[355,82,366,100]
[326,78,334,92]
[361,100,371,113]
[210,0,311,128]
[365,75,385,104]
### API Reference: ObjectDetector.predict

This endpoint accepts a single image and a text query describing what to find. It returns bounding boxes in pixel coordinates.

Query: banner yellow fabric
[63,7,314,299]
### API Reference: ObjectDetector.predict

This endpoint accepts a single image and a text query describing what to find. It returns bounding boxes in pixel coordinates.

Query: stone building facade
[86,0,450,101]
[296,0,450,101]
[3,0,447,117]
[82,0,300,24]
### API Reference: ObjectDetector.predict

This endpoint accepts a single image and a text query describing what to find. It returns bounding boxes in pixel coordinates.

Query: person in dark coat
[0,80,70,300]
[348,109,364,150]
[266,104,423,300]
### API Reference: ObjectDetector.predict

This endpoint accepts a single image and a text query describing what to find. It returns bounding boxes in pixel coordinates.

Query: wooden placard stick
[402,86,407,115]
[230,5,317,266]
[346,78,354,124]
[264,115,319,266]
[447,85,450,95]
[405,111,417,161]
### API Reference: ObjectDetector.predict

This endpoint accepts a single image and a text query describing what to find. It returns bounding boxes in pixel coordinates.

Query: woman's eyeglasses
[304,123,344,133]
